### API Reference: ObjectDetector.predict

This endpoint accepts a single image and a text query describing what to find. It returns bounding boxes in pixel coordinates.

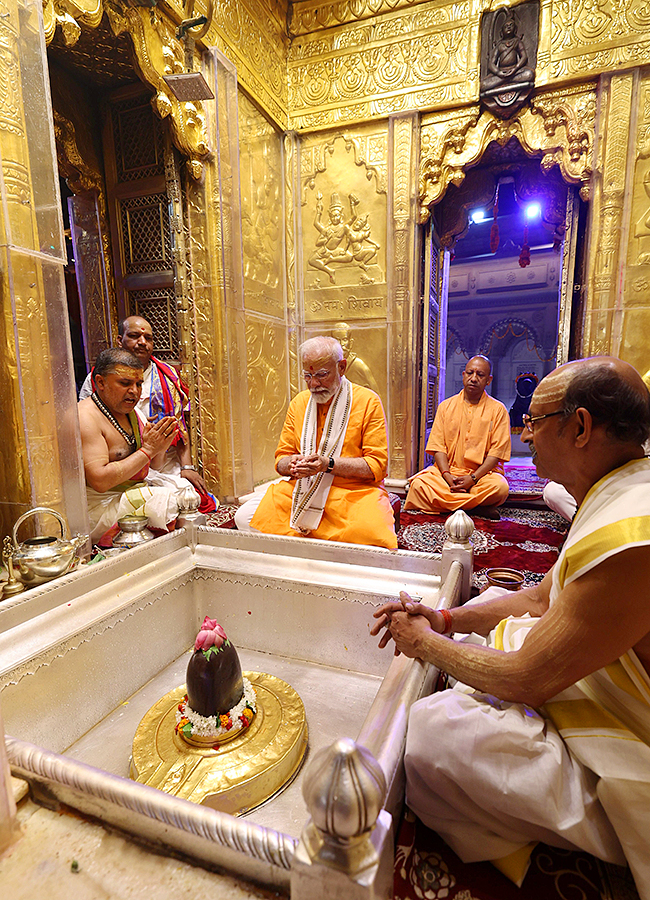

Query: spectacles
[303,370,331,382]
[522,410,566,432]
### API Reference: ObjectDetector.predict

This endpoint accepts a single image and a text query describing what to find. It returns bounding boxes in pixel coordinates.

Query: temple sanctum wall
[2,0,650,534]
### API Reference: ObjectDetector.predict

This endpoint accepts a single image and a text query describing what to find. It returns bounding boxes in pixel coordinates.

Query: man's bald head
[118,316,154,365]
[535,357,650,446]
[467,355,492,376]
[462,355,493,404]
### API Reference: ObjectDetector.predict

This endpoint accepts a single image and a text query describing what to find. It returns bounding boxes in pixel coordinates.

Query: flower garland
[175,677,257,740]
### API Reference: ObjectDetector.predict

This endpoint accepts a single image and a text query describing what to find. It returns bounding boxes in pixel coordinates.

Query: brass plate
[130,672,308,816]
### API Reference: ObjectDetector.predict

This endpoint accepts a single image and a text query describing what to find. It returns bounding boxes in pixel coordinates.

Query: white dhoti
[405,688,625,865]
[86,483,180,543]
[405,456,650,900]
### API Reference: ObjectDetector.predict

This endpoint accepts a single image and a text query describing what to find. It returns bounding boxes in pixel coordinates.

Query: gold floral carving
[290,0,430,36]
[584,73,635,358]
[43,0,210,177]
[289,3,472,132]
[548,0,650,81]
[245,319,289,483]
[419,83,597,222]
[387,113,417,480]
[284,133,300,397]
[206,0,288,128]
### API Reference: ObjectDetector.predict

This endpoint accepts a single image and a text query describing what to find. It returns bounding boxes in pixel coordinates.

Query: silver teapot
[12,507,86,585]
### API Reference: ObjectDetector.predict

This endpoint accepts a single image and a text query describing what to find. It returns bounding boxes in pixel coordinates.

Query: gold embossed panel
[301,127,388,322]
[288,2,475,132]
[239,91,286,319]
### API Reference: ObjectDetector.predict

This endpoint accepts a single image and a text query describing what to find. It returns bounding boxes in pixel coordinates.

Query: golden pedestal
[130,672,308,816]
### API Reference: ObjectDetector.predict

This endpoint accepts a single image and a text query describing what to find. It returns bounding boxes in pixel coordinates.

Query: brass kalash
[130,618,308,815]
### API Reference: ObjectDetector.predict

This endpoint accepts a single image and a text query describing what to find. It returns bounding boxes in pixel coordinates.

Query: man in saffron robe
[235,336,397,549]
[79,315,216,512]
[78,349,183,543]
[405,355,510,518]
[371,358,650,900]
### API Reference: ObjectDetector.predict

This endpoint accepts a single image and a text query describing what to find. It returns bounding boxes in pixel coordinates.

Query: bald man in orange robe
[405,356,511,519]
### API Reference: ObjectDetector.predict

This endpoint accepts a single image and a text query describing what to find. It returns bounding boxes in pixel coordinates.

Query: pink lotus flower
[195,618,228,650]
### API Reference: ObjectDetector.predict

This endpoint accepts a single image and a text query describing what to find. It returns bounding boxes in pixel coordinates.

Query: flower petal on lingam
[194,618,228,650]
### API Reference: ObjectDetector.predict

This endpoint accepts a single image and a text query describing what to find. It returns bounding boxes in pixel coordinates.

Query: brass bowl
[485,567,524,591]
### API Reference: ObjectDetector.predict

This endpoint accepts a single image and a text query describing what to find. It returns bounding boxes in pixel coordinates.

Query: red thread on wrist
[141,447,152,461]
[439,608,453,635]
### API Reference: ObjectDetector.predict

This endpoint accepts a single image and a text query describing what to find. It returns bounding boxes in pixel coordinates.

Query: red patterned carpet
[397,506,569,589]
[394,809,638,900]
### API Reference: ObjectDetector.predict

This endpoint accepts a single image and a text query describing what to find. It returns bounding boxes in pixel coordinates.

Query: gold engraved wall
[239,90,291,484]
[0,0,88,541]
[287,0,650,132]
[298,115,420,481]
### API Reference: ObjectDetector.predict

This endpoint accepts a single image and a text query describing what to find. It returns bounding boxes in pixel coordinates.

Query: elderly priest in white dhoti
[78,348,183,544]
[372,356,650,899]
[235,336,396,548]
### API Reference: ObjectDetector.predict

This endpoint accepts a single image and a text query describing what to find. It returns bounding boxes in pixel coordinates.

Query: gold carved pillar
[583,72,636,360]
[583,66,650,377]
[0,0,88,541]
[387,112,420,483]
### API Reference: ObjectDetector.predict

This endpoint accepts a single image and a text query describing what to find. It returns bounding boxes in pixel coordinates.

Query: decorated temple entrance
[417,111,591,469]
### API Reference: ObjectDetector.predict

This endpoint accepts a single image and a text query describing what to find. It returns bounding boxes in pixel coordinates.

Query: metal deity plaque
[479,2,539,120]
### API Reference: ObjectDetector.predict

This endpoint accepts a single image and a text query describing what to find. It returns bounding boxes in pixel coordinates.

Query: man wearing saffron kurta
[371,358,650,900]
[405,355,511,518]
[235,336,397,549]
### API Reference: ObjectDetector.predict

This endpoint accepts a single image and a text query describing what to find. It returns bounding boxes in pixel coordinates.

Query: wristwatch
[181,465,197,471]
[326,457,335,473]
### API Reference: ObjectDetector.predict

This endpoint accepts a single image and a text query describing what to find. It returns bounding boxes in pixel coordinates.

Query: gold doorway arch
[415,83,596,467]
[418,82,597,217]
[43,0,210,177]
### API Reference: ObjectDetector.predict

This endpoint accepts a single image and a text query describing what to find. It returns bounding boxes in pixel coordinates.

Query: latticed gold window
[130,288,179,361]
[106,87,180,361]
[120,194,172,274]
[112,98,165,182]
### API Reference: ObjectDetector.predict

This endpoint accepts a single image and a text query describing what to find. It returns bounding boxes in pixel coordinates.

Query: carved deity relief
[308,192,379,285]
[634,161,650,265]
[301,130,388,325]
[480,2,539,119]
